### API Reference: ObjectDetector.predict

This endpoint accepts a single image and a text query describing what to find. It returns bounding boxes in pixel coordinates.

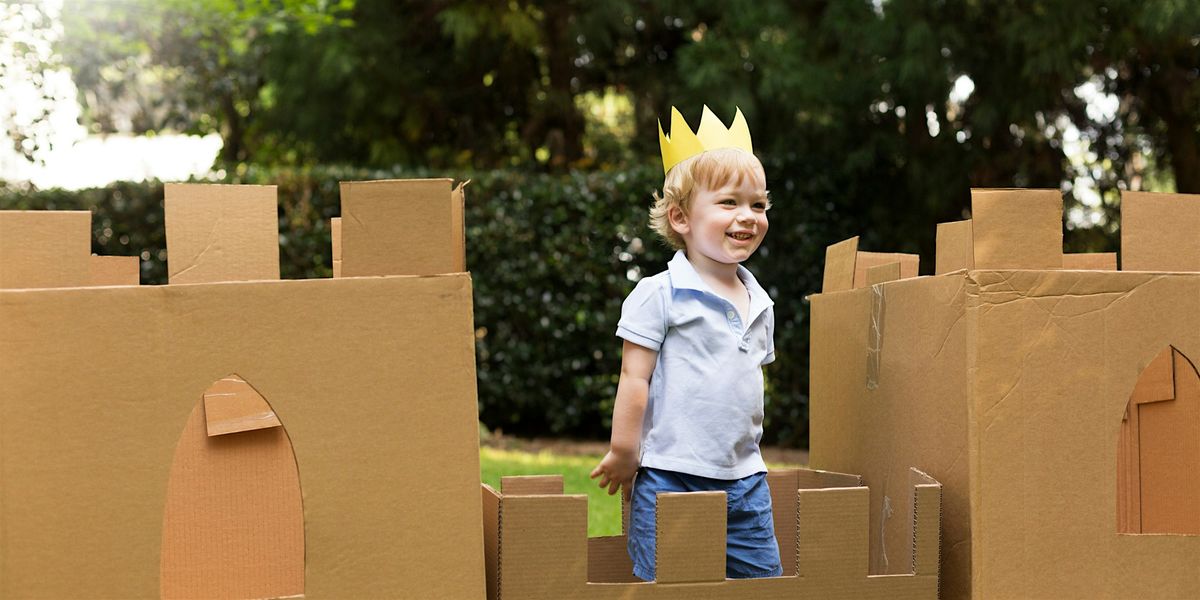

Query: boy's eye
[754,202,768,210]
[719,199,736,206]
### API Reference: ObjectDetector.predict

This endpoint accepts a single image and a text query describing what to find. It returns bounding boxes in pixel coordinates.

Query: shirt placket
[720,301,751,352]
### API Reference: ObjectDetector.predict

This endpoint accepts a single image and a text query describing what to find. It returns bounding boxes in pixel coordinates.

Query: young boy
[590,106,781,581]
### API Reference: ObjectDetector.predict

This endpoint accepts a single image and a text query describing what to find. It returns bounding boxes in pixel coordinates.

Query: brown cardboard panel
[202,374,282,436]
[587,536,640,583]
[89,255,140,286]
[482,485,501,600]
[797,487,868,580]
[935,219,973,275]
[822,236,858,293]
[766,470,799,576]
[1121,191,1200,272]
[811,273,972,598]
[160,398,303,599]
[164,183,280,284]
[1062,252,1117,271]
[331,217,342,278]
[0,274,485,598]
[866,261,902,286]
[452,181,467,272]
[482,468,940,599]
[854,251,919,289]
[971,188,1063,270]
[0,210,91,289]
[502,475,565,496]
[339,178,460,277]
[656,491,727,584]
[966,270,1200,598]
[497,495,589,599]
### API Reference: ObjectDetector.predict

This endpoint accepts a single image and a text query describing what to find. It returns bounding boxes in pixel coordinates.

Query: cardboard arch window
[161,374,304,599]
[1118,346,1200,535]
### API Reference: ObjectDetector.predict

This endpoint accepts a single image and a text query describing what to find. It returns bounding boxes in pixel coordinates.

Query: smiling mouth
[727,232,754,241]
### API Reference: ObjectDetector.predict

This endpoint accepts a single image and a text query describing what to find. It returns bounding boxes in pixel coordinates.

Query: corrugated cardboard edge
[823,236,859,293]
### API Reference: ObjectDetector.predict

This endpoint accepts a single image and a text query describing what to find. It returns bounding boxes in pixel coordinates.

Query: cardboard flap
[451,180,468,272]
[339,178,461,277]
[1131,346,1176,406]
[970,188,1063,270]
[331,217,343,278]
[202,374,282,436]
[797,486,868,580]
[822,236,859,293]
[164,183,280,284]
[655,491,727,584]
[501,475,564,496]
[854,251,919,289]
[935,219,974,274]
[497,495,587,598]
[88,255,140,286]
[1062,252,1117,271]
[0,210,91,289]
[908,468,942,576]
[586,536,639,583]
[866,261,902,286]
[1121,191,1200,272]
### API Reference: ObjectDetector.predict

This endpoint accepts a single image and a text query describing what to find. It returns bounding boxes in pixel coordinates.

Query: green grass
[480,447,622,537]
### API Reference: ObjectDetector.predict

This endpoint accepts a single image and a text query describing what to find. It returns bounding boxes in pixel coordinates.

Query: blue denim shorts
[628,467,783,581]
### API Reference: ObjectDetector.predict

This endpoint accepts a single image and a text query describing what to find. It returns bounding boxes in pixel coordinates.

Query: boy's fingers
[589,466,601,479]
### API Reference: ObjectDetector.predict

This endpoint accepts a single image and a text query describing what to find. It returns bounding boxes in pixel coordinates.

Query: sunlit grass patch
[480,446,622,537]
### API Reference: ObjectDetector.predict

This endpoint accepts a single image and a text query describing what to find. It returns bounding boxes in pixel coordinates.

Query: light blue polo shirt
[616,250,775,480]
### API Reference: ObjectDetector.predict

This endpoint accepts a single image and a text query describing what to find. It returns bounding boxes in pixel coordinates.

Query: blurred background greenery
[2,0,1198,448]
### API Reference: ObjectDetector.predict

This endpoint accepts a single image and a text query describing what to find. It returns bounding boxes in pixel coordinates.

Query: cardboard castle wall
[0,179,486,598]
[482,467,942,599]
[811,188,1200,599]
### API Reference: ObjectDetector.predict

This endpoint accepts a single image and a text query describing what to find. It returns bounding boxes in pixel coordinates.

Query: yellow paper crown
[658,105,754,175]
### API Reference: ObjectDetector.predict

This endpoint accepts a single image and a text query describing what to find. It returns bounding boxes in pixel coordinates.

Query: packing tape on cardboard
[867,283,885,390]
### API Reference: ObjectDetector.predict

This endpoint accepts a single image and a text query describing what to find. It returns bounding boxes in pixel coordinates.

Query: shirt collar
[667,250,774,320]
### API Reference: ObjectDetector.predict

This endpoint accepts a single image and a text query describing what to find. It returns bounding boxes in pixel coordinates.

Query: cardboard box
[481,467,942,599]
[0,180,485,598]
[811,188,1200,599]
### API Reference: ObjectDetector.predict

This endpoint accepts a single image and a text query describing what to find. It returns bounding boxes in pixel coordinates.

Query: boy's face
[669,170,769,267]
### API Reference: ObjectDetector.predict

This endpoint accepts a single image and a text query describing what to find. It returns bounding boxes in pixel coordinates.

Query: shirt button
[726,310,736,320]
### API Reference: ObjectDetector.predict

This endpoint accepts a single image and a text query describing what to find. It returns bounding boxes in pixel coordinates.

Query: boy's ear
[667,205,690,236]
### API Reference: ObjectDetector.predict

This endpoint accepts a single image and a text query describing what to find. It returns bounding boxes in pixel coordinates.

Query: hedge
[1,161,858,447]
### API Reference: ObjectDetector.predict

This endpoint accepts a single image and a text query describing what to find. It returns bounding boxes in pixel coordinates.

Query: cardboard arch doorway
[161,374,305,598]
[1118,346,1200,535]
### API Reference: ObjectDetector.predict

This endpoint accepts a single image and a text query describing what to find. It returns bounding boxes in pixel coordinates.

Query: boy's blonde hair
[649,148,768,250]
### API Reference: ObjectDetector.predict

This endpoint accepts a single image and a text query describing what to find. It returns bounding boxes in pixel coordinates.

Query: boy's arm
[590,339,658,502]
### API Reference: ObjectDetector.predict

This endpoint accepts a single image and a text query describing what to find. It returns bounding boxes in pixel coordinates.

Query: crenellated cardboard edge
[480,467,941,600]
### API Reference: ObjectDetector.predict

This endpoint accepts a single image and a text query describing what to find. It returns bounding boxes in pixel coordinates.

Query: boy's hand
[590,449,638,503]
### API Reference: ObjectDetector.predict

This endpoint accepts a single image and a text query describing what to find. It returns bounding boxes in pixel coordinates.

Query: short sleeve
[761,307,776,366]
[615,277,667,351]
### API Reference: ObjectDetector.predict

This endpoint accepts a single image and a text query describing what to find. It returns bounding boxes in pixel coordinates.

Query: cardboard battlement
[0,180,483,598]
[481,467,941,599]
[812,189,1200,599]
